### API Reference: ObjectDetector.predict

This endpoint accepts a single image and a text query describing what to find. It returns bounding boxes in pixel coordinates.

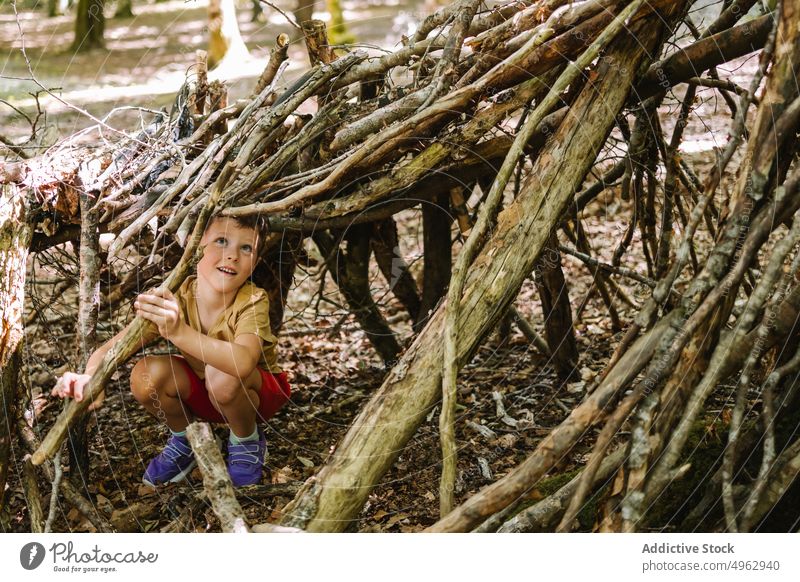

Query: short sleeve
[233,289,277,350]
[172,277,195,327]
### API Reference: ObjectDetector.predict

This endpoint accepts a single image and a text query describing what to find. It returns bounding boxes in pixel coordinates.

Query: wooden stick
[449,186,471,236]
[557,391,640,532]
[194,50,209,115]
[253,33,290,96]
[439,0,647,518]
[496,446,626,533]
[722,217,800,531]
[313,228,400,363]
[208,81,228,136]
[68,174,102,491]
[0,181,33,509]
[186,422,249,533]
[301,20,335,67]
[44,449,64,532]
[18,419,113,532]
[448,183,550,358]
[740,344,800,530]
[533,234,578,381]
[21,457,45,533]
[509,307,550,356]
[161,497,206,533]
[559,244,657,288]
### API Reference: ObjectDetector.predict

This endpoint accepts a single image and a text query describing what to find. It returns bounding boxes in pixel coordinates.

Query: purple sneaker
[227,430,267,487]
[142,434,197,486]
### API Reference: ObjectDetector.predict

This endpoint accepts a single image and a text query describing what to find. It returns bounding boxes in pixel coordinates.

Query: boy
[52,215,290,487]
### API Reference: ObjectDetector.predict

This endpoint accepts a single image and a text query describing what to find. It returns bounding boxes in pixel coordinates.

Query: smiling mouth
[217,267,237,276]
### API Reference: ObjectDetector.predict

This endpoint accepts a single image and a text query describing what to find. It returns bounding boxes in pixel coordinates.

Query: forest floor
[1,1,764,532]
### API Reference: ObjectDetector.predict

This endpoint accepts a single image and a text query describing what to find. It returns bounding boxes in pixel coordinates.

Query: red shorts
[174,357,291,423]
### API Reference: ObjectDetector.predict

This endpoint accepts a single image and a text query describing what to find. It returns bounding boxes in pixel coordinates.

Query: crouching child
[53,215,290,487]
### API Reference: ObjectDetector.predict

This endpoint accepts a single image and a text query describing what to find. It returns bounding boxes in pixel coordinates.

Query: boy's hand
[51,372,105,411]
[135,288,183,340]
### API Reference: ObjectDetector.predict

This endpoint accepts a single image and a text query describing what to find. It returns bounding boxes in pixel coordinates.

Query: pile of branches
[2,0,799,532]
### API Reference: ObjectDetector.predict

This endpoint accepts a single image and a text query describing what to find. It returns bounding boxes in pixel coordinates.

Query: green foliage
[326,0,355,46]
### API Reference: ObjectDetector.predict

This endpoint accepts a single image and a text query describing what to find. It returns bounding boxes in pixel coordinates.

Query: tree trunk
[534,233,579,380]
[250,0,263,23]
[294,0,316,32]
[113,0,133,19]
[415,192,452,331]
[279,2,678,532]
[72,0,105,52]
[314,228,400,364]
[207,0,250,69]
[371,218,421,322]
[48,0,65,17]
[0,183,34,511]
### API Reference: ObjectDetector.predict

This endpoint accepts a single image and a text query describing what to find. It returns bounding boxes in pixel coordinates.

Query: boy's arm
[135,289,262,379]
[169,327,261,379]
[52,321,156,409]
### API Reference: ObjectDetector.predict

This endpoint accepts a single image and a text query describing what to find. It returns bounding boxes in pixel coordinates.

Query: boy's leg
[130,355,194,432]
[203,366,262,438]
[131,356,200,486]
[205,366,268,486]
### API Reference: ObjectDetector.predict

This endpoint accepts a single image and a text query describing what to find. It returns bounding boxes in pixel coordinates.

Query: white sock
[229,426,258,444]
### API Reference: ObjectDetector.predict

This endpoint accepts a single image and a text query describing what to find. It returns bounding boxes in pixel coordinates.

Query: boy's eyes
[213,237,253,253]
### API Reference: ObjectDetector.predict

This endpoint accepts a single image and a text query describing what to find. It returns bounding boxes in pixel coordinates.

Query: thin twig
[43,449,63,532]
[259,0,302,30]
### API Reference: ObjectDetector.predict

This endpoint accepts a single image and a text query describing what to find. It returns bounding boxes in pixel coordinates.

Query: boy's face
[197,217,260,296]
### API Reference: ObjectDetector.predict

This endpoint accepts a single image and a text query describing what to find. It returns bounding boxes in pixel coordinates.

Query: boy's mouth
[217,266,237,276]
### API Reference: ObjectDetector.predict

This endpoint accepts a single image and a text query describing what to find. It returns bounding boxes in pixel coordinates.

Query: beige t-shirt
[171,276,281,377]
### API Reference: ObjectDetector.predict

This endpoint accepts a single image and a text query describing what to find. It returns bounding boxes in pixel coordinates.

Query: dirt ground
[1,1,765,532]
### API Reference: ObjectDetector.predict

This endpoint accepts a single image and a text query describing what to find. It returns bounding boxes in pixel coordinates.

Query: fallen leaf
[297,456,315,468]
[494,434,518,449]
[96,494,113,516]
[567,381,586,394]
[385,513,409,528]
[137,484,157,498]
[372,510,389,521]
[272,466,297,484]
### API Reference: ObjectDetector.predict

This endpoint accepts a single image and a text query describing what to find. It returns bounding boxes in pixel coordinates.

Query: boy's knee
[205,368,242,406]
[130,356,171,402]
